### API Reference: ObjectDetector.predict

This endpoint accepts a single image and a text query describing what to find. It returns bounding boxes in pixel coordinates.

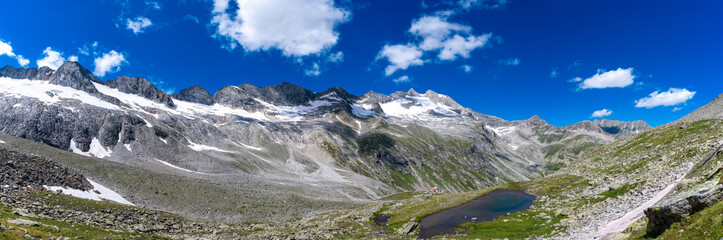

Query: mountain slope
[0,61,649,222]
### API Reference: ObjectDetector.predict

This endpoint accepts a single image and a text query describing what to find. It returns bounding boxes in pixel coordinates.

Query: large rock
[172,85,214,105]
[396,221,417,235]
[105,76,176,108]
[644,181,723,236]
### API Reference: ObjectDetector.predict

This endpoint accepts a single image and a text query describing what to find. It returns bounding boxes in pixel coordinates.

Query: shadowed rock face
[48,61,102,94]
[644,184,723,237]
[0,65,55,80]
[105,76,176,108]
[172,85,214,105]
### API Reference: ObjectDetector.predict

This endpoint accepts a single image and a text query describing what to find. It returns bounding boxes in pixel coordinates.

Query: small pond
[418,189,536,239]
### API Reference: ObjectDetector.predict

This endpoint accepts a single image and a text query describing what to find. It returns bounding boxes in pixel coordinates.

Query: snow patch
[44,179,134,206]
[0,77,120,110]
[69,138,112,158]
[596,180,681,237]
[486,125,516,136]
[188,141,233,153]
[12,103,21,108]
[0,140,5,144]
[123,144,132,152]
[159,137,168,144]
[350,103,376,118]
[155,158,207,175]
[380,95,458,119]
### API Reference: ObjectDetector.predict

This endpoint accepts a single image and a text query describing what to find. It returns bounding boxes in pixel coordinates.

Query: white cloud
[438,34,490,61]
[377,44,424,76]
[578,68,635,89]
[410,16,471,51]
[126,17,152,34]
[635,88,696,109]
[392,75,411,84]
[15,55,29,66]
[0,40,15,57]
[36,47,66,70]
[570,77,582,82]
[498,57,520,66]
[458,0,508,9]
[672,107,682,112]
[305,63,321,76]
[146,0,161,10]
[460,64,472,73]
[591,109,612,118]
[93,50,127,77]
[328,51,344,63]
[68,56,79,62]
[211,0,350,57]
[377,15,491,75]
[0,39,30,66]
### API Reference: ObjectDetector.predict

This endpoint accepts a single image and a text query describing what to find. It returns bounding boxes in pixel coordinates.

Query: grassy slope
[0,203,167,239]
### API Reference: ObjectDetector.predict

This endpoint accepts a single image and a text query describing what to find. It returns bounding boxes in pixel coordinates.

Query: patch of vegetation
[455,210,565,239]
[544,162,565,172]
[0,204,167,239]
[357,132,395,155]
[646,199,723,240]
[379,191,421,201]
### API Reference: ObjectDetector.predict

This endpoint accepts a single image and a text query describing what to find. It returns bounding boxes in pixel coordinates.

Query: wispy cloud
[126,17,152,35]
[392,75,411,84]
[460,64,472,73]
[498,57,519,66]
[0,39,30,66]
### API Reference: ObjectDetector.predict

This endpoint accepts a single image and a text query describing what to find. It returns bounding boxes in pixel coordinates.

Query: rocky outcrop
[0,145,91,190]
[0,65,54,80]
[172,85,214,105]
[676,92,723,123]
[105,76,176,108]
[644,181,723,237]
[48,61,102,94]
[593,119,650,135]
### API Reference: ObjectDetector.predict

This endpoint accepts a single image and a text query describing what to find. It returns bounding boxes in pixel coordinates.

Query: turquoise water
[418,190,536,238]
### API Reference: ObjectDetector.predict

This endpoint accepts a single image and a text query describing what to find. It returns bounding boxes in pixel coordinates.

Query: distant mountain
[0,61,650,222]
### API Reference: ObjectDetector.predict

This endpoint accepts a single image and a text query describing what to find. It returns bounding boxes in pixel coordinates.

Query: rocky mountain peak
[676,92,723,123]
[0,64,55,80]
[407,88,421,96]
[319,87,357,102]
[48,61,102,94]
[104,76,176,108]
[172,85,215,105]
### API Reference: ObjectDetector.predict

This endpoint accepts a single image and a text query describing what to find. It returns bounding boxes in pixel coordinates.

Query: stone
[12,208,38,218]
[7,218,40,226]
[396,222,417,235]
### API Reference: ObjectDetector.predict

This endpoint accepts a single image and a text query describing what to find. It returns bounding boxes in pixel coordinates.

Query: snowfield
[44,179,134,206]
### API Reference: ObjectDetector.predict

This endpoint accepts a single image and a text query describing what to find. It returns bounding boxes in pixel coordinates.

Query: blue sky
[0,0,720,127]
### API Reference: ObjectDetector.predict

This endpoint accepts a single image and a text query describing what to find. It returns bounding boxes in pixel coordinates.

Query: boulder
[644,181,723,236]
[396,221,417,235]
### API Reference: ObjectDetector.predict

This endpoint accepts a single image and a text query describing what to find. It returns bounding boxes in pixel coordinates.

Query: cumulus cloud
[498,57,520,66]
[377,15,491,76]
[126,17,152,34]
[635,88,696,108]
[392,75,411,84]
[578,68,635,89]
[591,109,612,118]
[15,55,29,66]
[460,64,472,73]
[211,0,350,57]
[36,47,66,70]
[68,56,79,62]
[0,39,30,66]
[410,16,471,51]
[377,44,424,76]
[93,50,127,77]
